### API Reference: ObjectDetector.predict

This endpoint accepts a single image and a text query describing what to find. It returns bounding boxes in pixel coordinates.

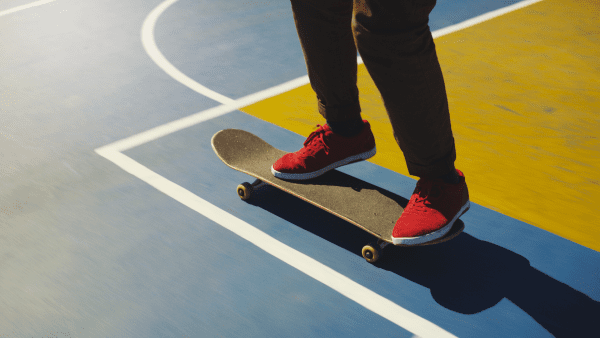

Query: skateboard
[211,129,464,263]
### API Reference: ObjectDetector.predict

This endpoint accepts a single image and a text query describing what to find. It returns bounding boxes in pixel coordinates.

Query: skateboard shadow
[245,184,599,337]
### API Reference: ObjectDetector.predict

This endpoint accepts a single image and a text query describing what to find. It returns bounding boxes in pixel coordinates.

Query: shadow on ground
[245,185,600,338]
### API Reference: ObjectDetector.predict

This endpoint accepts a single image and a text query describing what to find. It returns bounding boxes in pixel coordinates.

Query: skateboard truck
[362,239,389,263]
[237,179,267,201]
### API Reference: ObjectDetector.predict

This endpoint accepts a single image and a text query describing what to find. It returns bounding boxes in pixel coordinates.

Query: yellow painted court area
[239,0,600,252]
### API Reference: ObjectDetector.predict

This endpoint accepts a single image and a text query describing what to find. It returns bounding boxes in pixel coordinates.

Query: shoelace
[411,180,443,212]
[301,125,330,155]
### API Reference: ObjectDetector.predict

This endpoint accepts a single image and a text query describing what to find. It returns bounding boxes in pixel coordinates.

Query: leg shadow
[246,185,600,337]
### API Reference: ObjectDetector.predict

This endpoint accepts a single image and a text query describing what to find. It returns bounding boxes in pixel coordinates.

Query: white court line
[95,75,309,153]
[0,0,56,18]
[95,0,546,335]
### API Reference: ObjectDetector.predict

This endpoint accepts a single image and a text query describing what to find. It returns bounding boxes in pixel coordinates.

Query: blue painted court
[1,0,598,337]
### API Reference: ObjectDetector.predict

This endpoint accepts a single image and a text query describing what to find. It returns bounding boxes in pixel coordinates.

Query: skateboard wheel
[237,182,253,200]
[362,243,380,263]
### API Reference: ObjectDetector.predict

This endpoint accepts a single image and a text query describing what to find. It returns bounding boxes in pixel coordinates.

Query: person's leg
[351,0,469,245]
[352,0,456,180]
[289,0,363,136]
[271,0,377,181]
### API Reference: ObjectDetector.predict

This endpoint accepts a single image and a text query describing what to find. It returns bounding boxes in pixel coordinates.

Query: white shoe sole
[271,146,376,180]
[392,200,471,246]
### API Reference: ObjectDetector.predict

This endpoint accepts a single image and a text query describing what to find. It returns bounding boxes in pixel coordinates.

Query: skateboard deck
[211,129,464,262]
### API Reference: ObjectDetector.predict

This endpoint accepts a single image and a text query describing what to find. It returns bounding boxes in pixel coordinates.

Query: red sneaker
[271,120,376,180]
[392,169,470,245]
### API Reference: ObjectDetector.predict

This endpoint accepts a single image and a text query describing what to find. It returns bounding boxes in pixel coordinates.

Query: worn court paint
[238,0,600,252]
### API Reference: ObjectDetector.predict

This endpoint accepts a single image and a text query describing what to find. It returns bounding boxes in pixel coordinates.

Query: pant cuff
[406,143,457,179]
[318,98,362,122]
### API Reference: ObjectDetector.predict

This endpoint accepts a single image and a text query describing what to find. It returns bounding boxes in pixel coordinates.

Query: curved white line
[140,0,236,105]
[0,0,56,18]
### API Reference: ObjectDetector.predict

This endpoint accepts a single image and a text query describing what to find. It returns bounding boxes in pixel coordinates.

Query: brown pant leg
[352,0,457,179]
[289,0,361,122]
